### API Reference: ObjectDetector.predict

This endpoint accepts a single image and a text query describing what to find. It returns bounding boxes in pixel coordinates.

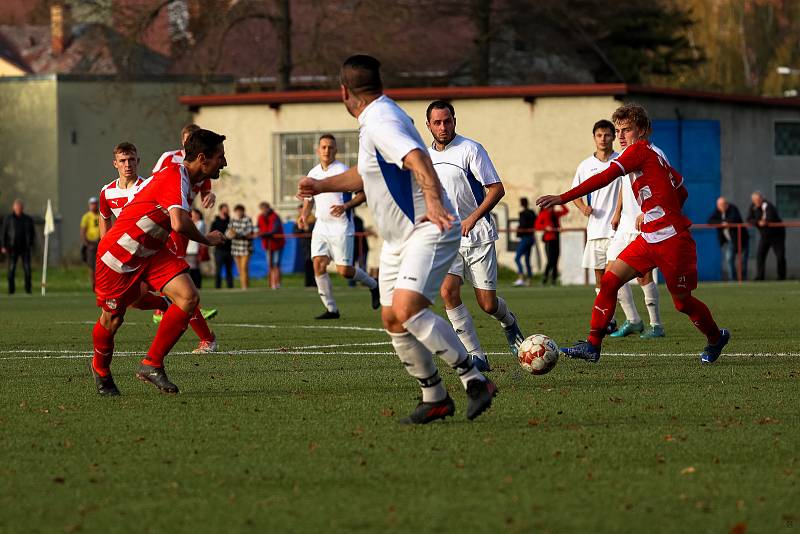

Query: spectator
[535,205,569,285]
[349,213,371,287]
[747,191,786,281]
[707,196,749,281]
[229,204,255,289]
[294,203,316,287]
[257,202,285,289]
[211,203,234,289]
[514,197,537,286]
[80,196,101,290]
[1,199,35,294]
[186,209,205,288]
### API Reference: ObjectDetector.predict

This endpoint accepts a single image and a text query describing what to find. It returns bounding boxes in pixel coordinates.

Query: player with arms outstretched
[91,129,228,396]
[425,100,524,371]
[537,103,729,363]
[299,55,496,424]
[300,133,380,319]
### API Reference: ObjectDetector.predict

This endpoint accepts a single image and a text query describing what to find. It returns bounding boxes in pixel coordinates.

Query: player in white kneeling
[298,55,496,424]
[425,100,525,371]
[606,138,667,339]
[301,133,380,319]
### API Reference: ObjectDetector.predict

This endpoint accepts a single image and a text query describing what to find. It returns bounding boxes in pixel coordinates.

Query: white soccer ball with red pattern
[518,334,559,375]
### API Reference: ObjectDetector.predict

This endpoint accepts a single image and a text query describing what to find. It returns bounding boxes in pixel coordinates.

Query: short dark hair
[184,129,226,162]
[319,133,336,144]
[520,197,529,208]
[340,55,383,95]
[191,208,203,219]
[234,204,245,212]
[218,203,229,211]
[113,142,137,157]
[593,119,615,136]
[426,100,455,121]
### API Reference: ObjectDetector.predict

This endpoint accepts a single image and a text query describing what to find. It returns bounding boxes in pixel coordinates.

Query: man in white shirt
[426,100,524,371]
[572,120,621,330]
[300,134,379,319]
[298,55,496,424]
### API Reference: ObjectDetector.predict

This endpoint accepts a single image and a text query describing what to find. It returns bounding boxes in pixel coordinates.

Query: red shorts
[617,231,698,294]
[95,247,189,313]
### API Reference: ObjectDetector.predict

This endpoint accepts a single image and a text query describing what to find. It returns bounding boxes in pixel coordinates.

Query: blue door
[650,120,721,281]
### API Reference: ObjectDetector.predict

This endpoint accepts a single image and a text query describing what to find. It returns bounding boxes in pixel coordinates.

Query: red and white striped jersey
[98,164,192,274]
[153,148,211,198]
[98,176,146,220]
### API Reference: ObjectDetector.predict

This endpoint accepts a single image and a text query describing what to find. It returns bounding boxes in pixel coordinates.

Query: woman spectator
[257,202,285,289]
[535,204,569,285]
[228,204,256,289]
[186,209,205,288]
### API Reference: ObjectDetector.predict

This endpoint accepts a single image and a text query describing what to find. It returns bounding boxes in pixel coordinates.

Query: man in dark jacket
[2,199,35,294]
[210,203,234,289]
[513,197,537,286]
[747,191,786,281]
[708,196,749,281]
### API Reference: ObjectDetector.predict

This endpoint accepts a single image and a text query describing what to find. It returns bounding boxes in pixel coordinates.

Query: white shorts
[448,242,498,290]
[607,232,639,262]
[581,238,611,270]
[311,232,354,266]
[379,222,460,307]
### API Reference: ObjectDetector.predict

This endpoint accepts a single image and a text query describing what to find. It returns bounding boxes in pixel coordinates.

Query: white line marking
[54,321,387,333]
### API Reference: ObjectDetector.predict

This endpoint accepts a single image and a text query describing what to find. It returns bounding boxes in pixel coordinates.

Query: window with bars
[774,122,800,156]
[274,131,360,206]
[776,184,800,219]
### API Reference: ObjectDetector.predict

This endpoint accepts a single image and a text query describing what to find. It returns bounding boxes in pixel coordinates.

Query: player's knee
[439,285,459,306]
[671,293,691,313]
[600,270,623,293]
[477,295,498,314]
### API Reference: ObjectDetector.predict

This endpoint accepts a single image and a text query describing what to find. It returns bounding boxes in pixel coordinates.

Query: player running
[299,133,380,319]
[91,130,228,396]
[425,100,524,371]
[572,120,622,332]
[298,55,496,424]
[537,103,729,363]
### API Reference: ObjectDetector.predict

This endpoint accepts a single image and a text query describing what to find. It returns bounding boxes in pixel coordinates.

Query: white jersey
[428,134,500,247]
[357,95,456,248]
[616,144,670,233]
[572,152,621,240]
[307,160,354,236]
[98,176,146,219]
[152,149,184,174]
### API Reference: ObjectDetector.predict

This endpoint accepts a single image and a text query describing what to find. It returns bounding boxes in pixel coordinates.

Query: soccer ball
[518,334,559,375]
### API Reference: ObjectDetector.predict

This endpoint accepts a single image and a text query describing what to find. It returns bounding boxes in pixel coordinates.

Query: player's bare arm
[99,216,111,238]
[462,182,504,237]
[402,148,455,232]
[611,187,624,231]
[298,166,364,198]
[573,196,593,217]
[169,208,225,246]
[299,197,314,227]
[330,191,367,217]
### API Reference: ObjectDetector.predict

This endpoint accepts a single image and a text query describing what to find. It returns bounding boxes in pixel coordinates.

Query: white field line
[55,321,386,333]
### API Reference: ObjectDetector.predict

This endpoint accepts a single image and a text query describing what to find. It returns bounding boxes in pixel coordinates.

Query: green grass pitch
[0,276,798,533]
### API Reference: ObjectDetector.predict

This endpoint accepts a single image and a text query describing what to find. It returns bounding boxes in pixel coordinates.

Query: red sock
[673,295,720,343]
[132,292,168,311]
[143,305,191,367]
[92,321,115,376]
[189,307,215,342]
[588,271,624,347]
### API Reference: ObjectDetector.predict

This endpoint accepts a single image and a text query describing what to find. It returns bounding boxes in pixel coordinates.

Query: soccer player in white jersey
[300,134,380,319]
[298,55,496,424]
[425,100,525,372]
[572,120,622,331]
[98,142,146,238]
[606,133,667,340]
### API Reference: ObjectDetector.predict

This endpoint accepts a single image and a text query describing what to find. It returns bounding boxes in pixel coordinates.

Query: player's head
[520,197,529,208]
[751,190,764,206]
[184,129,227,181]
[112,142,139,180]
[317,134,337,166]
[88,196,99,213]
[612,103,651,148]
[716,196,728,212]
[340,55,383,117]
[12,198,23,215]
[592,119,615,152]
[181,123,201,147]
[426,100,456,146]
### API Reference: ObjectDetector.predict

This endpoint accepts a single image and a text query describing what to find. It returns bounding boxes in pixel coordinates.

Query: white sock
[617,283,641,323]
[314,274,338,312]
[446,304,484,356]
[403,308,485,387]
[641,281,661,326]
[389,331,446,402]
[352,267,378,289]
[490,297,515,328]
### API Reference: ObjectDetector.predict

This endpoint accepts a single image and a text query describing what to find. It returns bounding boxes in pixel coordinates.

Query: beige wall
[194,95,620,270]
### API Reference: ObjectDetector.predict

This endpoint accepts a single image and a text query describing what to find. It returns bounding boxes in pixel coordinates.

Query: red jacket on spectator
[257,210,285,251]
[535,205,569,241]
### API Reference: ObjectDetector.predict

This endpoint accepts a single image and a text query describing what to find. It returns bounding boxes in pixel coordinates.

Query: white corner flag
[41,199,55,295]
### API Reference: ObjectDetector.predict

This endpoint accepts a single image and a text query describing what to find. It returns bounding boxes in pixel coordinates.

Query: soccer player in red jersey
[91,129,228,396]
[537,103,729,364]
